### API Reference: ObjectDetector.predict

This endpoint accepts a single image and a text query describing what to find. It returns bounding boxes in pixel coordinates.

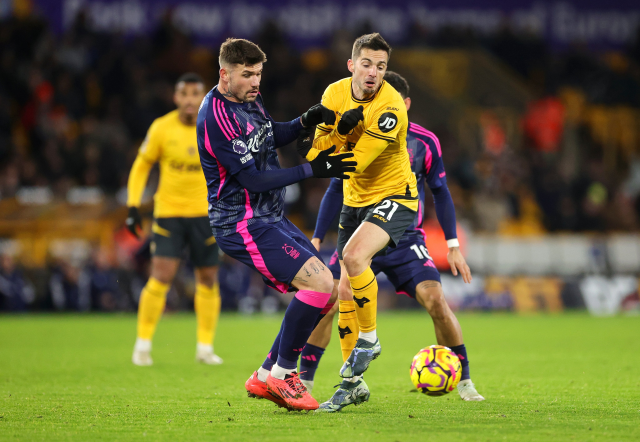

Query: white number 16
[410,244,433,260]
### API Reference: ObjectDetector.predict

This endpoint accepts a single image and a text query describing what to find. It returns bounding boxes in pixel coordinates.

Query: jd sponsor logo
[378,112,397,133]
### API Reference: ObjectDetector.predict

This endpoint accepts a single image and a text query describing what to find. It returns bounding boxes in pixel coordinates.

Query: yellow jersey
[308,78,418,209]
[127,110,208,218]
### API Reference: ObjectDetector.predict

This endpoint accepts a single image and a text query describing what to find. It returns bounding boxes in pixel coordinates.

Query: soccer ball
[410,345,462,396]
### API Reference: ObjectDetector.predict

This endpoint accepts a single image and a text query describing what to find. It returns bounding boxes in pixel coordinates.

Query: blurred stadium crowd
[2,8,640,312]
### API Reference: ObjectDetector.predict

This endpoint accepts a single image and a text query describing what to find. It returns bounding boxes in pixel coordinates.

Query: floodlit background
[1,0,640,316]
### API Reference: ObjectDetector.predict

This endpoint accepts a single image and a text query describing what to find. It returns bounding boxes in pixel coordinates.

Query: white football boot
[132,338,153,366]
[196,344,223,365]
[457,379,485,401]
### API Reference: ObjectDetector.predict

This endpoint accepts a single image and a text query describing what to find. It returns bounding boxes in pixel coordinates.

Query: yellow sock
[137,277,169,341]
[348,267,378,333]
[195,282,221,345]
[338,299,359,362]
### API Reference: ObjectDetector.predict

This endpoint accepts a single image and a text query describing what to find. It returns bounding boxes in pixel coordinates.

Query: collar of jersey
[350,79,385,104]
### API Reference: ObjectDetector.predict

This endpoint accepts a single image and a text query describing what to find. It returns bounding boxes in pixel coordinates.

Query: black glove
[309,145,357,179]
[296,127,314,158]
[301,103,336,128]
[337,105,364,135]
[125,206,142,238]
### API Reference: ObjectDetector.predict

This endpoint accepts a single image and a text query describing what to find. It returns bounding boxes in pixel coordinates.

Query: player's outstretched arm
[312,178,343,243]
[270,104,335,149]
[234,140,355,194]
[126,122,161,237]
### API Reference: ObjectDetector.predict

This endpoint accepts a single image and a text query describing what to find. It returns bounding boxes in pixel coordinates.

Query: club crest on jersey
[378,112,398,133]
[233,138,248,154]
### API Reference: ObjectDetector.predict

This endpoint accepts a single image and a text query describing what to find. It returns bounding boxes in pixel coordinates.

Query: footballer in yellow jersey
[126,73,222,367]
[309,77,417,209]
[306,33,421,411]
[128,109,208,218]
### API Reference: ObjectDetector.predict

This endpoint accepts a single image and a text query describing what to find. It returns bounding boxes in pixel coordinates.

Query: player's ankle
[358,330,377,343]
[135,338,152,352]
[196,343,213,353]
[271,362,295,380]
[257,366,270,382]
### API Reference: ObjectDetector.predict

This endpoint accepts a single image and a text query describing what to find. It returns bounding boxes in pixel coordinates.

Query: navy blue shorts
[215,217,322,293]
[327,234,440,298]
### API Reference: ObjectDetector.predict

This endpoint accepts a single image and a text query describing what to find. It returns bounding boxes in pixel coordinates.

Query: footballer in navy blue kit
[197,38,356,411]
[301,72,484,412]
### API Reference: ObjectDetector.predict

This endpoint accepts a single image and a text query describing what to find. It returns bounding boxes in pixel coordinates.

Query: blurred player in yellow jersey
[304,33,418,406]
[126,73,222,366]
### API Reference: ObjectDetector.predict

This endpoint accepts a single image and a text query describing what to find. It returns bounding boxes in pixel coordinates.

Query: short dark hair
[176,72,204,86]
[219,38,267,67]
[383,71,409,98]
[352,33,392,61]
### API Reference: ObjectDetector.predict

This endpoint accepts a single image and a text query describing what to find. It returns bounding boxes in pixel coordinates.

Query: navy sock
[450,344,470,381]
[299,343,325,381]
[276,297,322,370]
[261,323,283,371]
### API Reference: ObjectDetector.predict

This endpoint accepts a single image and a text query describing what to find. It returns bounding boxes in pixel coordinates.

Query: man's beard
[241,88,259,102]
[358,80,376,97]
[229,81,259,102]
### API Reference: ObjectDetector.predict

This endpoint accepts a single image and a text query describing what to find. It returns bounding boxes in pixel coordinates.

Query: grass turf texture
[1,313,639,441]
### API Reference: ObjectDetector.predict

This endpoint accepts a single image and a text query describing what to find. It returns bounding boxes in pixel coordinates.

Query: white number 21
[373,200,399,220]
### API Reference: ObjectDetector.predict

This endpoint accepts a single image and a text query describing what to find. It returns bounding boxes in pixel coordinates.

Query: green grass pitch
[1,312,639,441]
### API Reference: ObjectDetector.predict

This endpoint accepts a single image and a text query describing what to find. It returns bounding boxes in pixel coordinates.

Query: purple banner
[30,0,640,49]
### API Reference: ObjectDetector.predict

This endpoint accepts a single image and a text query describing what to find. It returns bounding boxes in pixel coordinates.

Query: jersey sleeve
[348,95,408,173]
[201,102,255,176]
[138,119,163,163]
[419,132,446,189]
[363,93,405,145]
[127,120,162,207]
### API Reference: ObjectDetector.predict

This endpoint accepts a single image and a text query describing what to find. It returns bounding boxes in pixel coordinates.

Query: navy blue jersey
[197,87,291,237]
[404,122,446,238]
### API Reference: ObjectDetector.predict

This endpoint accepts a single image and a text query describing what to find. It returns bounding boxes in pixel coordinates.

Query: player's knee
[150,258,179,285]
[416,285,447,320]
[315,268,334,294]
[150,271,173,286]
[195,269,217,288]
[342,250,366,277]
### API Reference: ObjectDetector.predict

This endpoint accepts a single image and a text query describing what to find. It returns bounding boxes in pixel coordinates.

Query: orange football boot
[266,372,319,411]
[245,371,288,409]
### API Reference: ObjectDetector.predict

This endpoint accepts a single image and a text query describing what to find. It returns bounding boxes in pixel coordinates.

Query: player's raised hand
[310,145,356,179]
[125,207,142,238]
[301,103,336,128]
[337,105,364,135]
[448,247,472,284]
